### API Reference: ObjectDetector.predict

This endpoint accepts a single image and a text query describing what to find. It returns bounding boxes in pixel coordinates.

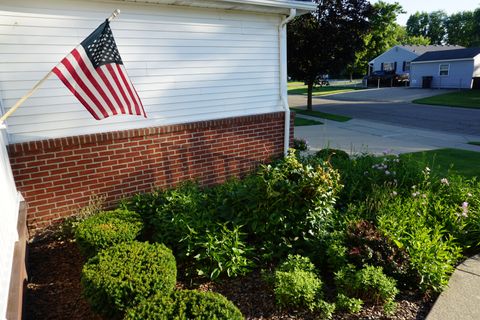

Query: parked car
[363,71,409,87]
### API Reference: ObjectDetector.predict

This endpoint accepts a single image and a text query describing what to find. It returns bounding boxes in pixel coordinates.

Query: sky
[371,0,480,25]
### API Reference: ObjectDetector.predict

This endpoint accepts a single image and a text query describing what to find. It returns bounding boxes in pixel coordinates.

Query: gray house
[368,45,463,76]
[410,48,480,89]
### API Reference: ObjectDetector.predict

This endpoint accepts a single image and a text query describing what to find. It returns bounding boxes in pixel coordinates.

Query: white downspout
[279,9,296,156]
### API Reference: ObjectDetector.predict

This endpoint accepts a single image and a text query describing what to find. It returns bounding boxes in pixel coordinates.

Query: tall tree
[406,12,430,37]
[348,2,429,78]
[472,8,480,46]
[287,0,373,110]
[445,11,475,46]
[406,11,447,44]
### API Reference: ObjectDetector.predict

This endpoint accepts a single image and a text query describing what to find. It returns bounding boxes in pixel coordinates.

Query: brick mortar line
[8,112,286,155]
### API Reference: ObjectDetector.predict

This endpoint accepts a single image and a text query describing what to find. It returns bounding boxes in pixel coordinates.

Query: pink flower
[461,202,469,217]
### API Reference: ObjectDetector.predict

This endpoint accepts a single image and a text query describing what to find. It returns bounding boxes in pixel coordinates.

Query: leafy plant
[57,194,106,239]
[186,223,254,279]
[315,148,350,164]
[124,290,243,320]
[81,241,176,317]
[273,255,323,311]
[378,194,464,292]
[293,138,309,151]
[336,293,363,314]
[344,220,414,287]
[277,254,316,273]
[335,265,398,313]
[74,209,143,257]
[236,149,342,260]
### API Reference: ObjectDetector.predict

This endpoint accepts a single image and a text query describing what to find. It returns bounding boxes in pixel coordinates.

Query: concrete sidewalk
[294,115,480,155]
[427,254,480,320]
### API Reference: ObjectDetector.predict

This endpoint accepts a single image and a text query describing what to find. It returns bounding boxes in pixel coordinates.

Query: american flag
[52,20,146,120]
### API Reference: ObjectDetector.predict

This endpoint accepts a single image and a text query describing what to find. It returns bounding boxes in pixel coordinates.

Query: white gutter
[279,8,296,156]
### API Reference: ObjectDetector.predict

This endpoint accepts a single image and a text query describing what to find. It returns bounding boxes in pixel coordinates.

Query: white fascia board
[368,45,419,64]
[115,0,317,15]
[411,58,475,64]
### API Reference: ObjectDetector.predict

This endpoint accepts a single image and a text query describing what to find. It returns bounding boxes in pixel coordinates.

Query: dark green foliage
[185,223,254,279]
[74,209,143,257]
[293,138,308,151]
[344,220,415,287]
[124,290,243,320]
[123,182,254,280]
[335,265,398,313]
[287,0,373,109]
[276,254,316,273]
[273,255,323,310]
[336,293,363,314]
[235,150,341,260]
[81,241,176,317]
[315,148,350,165]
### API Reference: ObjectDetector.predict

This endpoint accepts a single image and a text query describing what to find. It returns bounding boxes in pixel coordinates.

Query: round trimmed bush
[315,148,350,162]
[75,209,143,257]
[81,241,176,317]
[125,290,243,320]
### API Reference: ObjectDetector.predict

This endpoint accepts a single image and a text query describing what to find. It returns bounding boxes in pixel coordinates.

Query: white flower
[385,170,390,175]
[461,202,469,217]
[441,178,449,186]
[391,191,398,196]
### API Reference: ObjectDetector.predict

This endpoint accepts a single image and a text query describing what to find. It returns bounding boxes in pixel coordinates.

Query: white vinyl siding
[0,126,20,319]
[0,0,282,143]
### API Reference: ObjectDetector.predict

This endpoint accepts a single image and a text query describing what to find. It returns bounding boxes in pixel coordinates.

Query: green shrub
[236,149,342,260]
[186,223,254,279]
[316,300,336,319]
[57,194,106,240]
[344,220,414,287]
[123,182,255,280]
[274,255,323,310]
[335,265,398,312]
[315,148,350,164]
[336,293,363,314]
[81,241,176,317]
[293,138,308,151]
[277,254,316,273]
[378,195,463,292]
[125,290,243,320]
[75,209,143,257]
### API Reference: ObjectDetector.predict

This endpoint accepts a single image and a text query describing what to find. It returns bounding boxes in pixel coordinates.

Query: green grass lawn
[412,90,480,109]
[288,81,364,96]
[292,108,351,122]
[294,117,323,126]
[402,148,480,179]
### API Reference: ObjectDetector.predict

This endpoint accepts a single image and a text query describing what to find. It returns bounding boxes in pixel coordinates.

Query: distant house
[410,48,480,89]
[368,45,464,76]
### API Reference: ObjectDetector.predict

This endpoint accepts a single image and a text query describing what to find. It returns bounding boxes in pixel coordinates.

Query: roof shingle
[412,48,480,62]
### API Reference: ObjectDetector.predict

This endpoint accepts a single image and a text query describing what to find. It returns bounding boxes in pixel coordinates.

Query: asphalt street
[289,87,480,136]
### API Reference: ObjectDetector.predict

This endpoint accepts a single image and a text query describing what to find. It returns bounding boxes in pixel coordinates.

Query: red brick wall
[8,112,294,232]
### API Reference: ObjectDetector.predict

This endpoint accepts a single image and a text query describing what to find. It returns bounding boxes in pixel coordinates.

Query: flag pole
[0,9,122,124]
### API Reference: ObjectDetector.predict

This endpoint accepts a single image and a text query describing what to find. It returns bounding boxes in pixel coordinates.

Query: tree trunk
[350,72,353,82]
[307,81,313,111]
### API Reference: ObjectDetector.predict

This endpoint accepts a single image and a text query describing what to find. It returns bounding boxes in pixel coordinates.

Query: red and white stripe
[52,45,146,120]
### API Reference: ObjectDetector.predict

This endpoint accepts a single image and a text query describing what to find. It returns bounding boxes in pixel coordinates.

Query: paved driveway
[289,88,480,136]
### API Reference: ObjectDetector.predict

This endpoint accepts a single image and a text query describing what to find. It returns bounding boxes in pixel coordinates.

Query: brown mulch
[25,234,436,320]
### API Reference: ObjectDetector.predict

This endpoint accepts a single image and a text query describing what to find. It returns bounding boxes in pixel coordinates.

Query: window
[383,62,395,72]
[403,61,411,72]
[439,64,449,76]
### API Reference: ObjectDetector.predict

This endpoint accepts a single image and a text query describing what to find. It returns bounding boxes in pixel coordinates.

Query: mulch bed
[25,233,436,320]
